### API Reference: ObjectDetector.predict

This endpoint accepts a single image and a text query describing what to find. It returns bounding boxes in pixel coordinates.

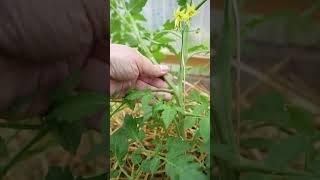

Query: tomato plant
[0,70,108,179]
[213,0,320,179]
[110,0,210,179]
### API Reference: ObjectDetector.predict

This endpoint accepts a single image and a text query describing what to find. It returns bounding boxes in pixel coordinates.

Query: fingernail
[160,65,169,74]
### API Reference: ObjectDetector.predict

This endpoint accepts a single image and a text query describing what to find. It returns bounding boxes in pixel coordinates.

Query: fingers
[138,76,169,89]
[110,79,134,98]
[135,51,169,77]
[136,80,172,100]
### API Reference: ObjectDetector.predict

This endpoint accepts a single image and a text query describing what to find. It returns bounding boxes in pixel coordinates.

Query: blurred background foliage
[213,0,320,179]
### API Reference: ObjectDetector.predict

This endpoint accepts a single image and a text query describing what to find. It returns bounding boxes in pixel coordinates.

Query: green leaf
[288,106,314,135]
[50,121,85,154]
[184,116,196,130]
[166,137,191,159]
[165,154,206,180]
[49,69,81,105]
[164,44,178,55]
[177,0,187,6]
[124,33,138,47]
[155,37,175,44]
[187,91,208,103]
[161,108,177,129]
[128,0,147,13]
[241,91,290,123]
[111,170,120,178]
[141,157,160,173]
[150,157,161,173]
[124,89,150,109]
[45,166,74,180]
[110,17,121,34]
[141,94,153,112]
[0,137,8,157]
[111,128,128,161]
[199,116,210,142]
[47,92,106,123]
[123,115,145,141]
[264,134,310,170]
[131,153,142,165]
[193,103,208,116]
[188,44,208,53]
[152,50,167,61]
[165,138,206,179]
[132,13,146,21]
[153,103,169,113]
[163,20,175,30]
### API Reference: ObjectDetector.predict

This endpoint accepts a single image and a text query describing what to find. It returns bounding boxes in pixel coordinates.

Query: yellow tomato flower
[174,4,197,29]
[186,4,197,18]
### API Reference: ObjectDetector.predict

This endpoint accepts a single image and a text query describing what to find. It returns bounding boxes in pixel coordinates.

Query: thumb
[135,53,169,77]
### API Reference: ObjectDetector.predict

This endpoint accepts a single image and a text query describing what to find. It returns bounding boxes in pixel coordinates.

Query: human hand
[110,44,173,100]
[0,0,107,131]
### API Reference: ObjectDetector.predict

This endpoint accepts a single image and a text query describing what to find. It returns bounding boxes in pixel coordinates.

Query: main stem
[176,26,190,138]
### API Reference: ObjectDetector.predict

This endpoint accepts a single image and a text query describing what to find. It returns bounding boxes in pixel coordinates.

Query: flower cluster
[174,4,198,29]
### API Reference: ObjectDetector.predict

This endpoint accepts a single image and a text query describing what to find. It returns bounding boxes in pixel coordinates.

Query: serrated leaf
[156,37,175,44]
[187,91,208,103]
[45,166,74,180]
[141,157,160,173]
[47,92,106,123]
[184,116,196,130]
[165,137,206,179]
[166,137,191,158]
[132,13,146,21]
[153,50,167,61]
[111,129,128,161]
[193,103,208,116]
[51,121,85,154]
[131,153,142,165]
[165,154,206,180]
[161,108,177,129]
[128,0,147,13]
[49,69,81,105]
[164,44,178,55]
[264,134,310,170]
[188,44,208,53]
[123,115,145,141]
[199,116,210,142]
[163,20,175,30]
[124,33,138,47]
[150,157,161,173]
[111,170,120,178]
[153,103,169,113]
[141,94,152,112]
